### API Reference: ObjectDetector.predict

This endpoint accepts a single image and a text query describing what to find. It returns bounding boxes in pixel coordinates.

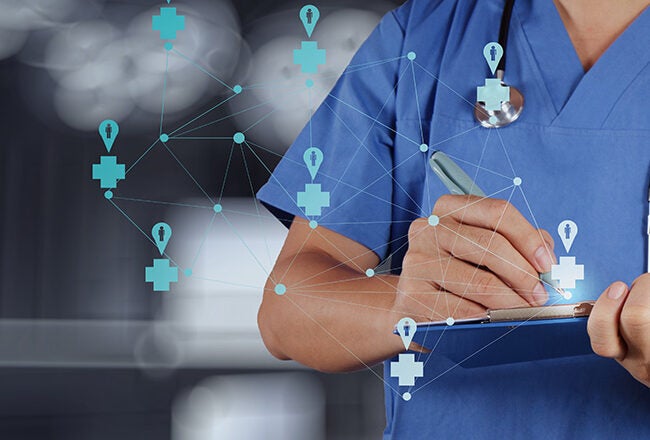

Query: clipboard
[400,302,595,368]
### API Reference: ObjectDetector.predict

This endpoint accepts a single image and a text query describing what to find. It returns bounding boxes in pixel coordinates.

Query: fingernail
[607,283,626,300]
[534,246,553,273]
[533,283,548,305]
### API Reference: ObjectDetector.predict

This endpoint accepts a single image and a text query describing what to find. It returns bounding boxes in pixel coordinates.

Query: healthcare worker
[257,0,650,437]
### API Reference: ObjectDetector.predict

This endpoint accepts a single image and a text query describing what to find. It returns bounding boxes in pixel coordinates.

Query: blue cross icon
[92,156,125,189]
[390,353,424,387]
[152,7,185,40]
[145,258,179,291]
[476,78,510,111]
[293,41,326,74]
[297,183,330,216]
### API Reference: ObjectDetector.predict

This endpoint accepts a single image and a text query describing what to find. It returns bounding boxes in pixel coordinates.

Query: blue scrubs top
[258,0,650,437]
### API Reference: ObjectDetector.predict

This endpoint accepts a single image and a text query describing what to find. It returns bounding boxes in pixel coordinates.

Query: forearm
[258,251,404,372]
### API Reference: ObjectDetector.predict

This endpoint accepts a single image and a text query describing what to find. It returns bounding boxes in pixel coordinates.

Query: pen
[429,150,565,297]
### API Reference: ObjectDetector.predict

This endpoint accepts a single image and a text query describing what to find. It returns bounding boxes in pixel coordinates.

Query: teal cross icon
[152,7,185,40]
[476,78,510,111]
[297,183,330,216]
[390,353,424,387]
[145,258,179,291]
[92,156,125,189]
[293,41,326,74]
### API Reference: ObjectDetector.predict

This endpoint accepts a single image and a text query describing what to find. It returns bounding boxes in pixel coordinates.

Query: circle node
[164,42,173,51]
[309,220,318,229]
[428,215,439,226]
[104,190,113,200]
[446,317,455,326]
[366,268,375,277]
[513,176,522,186]
[233,132,245,144]
[407,51,416,61]
[489,115,498,125]
[402,392,412,401]
[306,79,314,88]
[213,203,223,213]
[563,290,573,300]
[419,143,429,153]
[274,284,287,295]
[233,85,243,94]
[184,268,193,277]
[160,134,169,142]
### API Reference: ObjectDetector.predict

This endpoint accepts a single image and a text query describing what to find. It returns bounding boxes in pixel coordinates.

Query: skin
[258,0,650,387]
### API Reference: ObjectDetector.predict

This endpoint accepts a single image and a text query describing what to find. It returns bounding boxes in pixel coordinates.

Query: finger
[620,274,650,353]
[433,219,547,306]
[587,281,629,359]
[433,195,556,274]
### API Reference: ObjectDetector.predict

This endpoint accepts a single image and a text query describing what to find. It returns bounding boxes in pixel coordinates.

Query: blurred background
[0,0,403,438]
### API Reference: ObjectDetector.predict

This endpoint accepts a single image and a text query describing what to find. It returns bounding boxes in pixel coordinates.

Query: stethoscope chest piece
[474,84,524,128]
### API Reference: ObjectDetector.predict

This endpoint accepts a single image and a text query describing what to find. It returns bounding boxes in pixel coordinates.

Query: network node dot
[104,190,113,200]
[419,143,429,153]
[563,290,573,300]
[309,220,318,229]
[164,42,173,51]
[306,79,314,88]
[366,268,375,277]
[160,134,169,142]
[233,84,243,94]
[428,215,439,226]
[446,317,455,326]
[489,115,498,125]
[213,203,223,213]
[233,132,245,144]
[402,392,412,401]
[513,177,522,186]
[184,268,193,277]
[407,51,416,61]
[274,284,287,295]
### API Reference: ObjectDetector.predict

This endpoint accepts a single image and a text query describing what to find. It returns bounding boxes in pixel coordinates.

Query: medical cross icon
[145,258,179,291]
[390,353,424,387]
[476,78,510,111]
[152,7,186,40]
[551,256,585,289]
[297,183,330,216]
[92,156,125,189]
[293,41,326,73]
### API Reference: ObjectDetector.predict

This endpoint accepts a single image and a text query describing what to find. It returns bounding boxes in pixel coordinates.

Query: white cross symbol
[551,256,584,289]
[390,353,424,387]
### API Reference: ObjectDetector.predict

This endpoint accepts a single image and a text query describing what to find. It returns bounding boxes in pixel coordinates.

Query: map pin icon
[483,42,504,75]
[396,317,417,351]
[152,222,172,256]
[558,220,578,253]
[299,5,320,38]
[303,147,323,180]
[99,120,119,152]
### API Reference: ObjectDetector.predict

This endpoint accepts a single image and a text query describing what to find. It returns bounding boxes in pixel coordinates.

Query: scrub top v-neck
[257,0,650,438]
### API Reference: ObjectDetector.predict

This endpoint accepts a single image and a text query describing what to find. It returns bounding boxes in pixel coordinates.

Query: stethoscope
[474,0,524,128]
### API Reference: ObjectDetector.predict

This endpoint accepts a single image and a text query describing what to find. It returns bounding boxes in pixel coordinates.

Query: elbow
[257,287,290,361]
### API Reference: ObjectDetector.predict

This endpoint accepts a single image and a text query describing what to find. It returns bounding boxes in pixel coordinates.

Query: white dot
[428,215,439,226]
[366,268,375,277]
[419,143,429,153]
[309,220,318,229]
[563,290,573,300]
[402,392,412,401]
[513,177,522,186]
[446,317,455,326]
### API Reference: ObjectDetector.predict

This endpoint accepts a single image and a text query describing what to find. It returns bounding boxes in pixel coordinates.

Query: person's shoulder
[392,0,484,32]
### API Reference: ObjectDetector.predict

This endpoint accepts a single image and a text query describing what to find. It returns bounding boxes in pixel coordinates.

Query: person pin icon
[99,119,119,152]
[396,317,417,351]
[303,147,323,180]
[299,5,320,38]
[482,42,504,75]
[558,220,578,253]
[152,222,172,255]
